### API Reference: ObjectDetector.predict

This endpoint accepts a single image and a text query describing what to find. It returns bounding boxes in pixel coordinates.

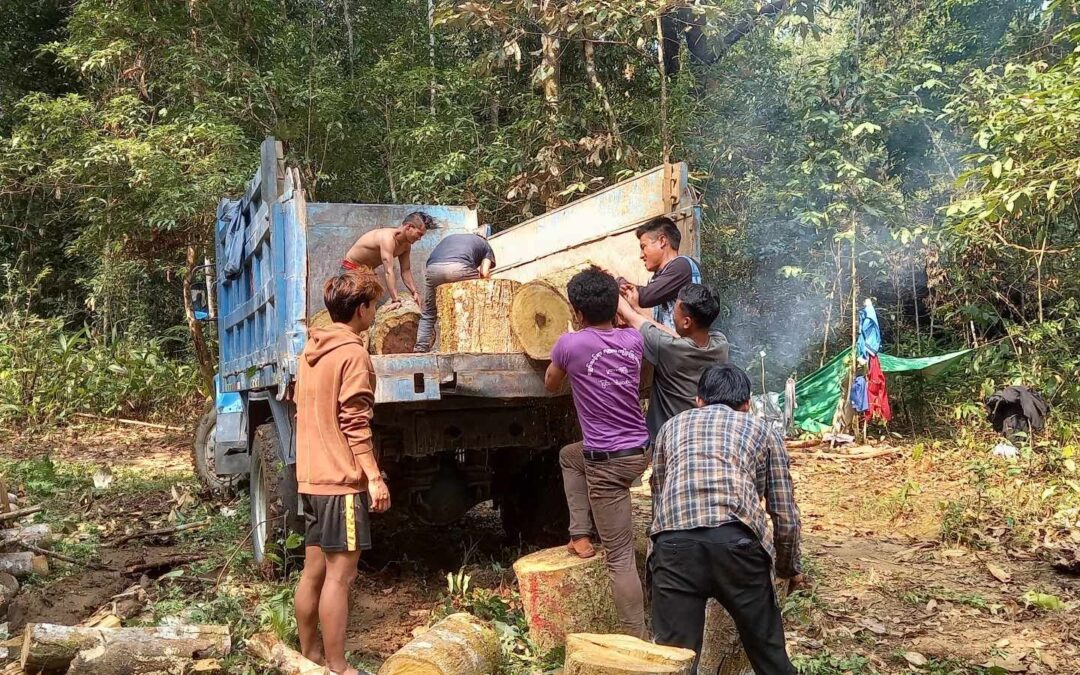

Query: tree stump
[512,546,619,651]
[436,279,522,353]
[377,613,499,675]
[0,525,52,554]
[698,583,788,675]
[246,631,329,674]
[509,263,591,360]
[370,300,421,355]
[0,552,47,579]
[564,633,696,675]
[20,623,231,674]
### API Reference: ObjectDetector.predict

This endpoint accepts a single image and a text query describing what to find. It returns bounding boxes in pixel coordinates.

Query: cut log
[67,643,224,674]
[698,583,788,675]
[0,505,43,524]
[0,524,52,553]
[436,279,522,353]
[510,263,591,360]
[564,633,696,675]
[20,623,231,674]
[513,546,619,651]
[378,613,499,675]
[246,631,329,674]
[370,300,421,355]
[80,584,146,628]
[0,572,18,615]
[0,552,47,579]
[308,310,370,349]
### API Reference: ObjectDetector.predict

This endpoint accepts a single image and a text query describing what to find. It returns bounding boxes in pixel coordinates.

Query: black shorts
[301,493,372,552]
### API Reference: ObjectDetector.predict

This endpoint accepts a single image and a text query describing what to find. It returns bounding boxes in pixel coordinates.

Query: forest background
[1,0,1079,448]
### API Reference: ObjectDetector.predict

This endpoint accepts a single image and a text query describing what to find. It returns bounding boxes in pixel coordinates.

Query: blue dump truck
[191,138,699,563]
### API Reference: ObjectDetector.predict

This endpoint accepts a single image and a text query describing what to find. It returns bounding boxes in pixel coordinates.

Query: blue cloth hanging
[219,198,248,280]
[856,301,881,359]
[850,375,870,413]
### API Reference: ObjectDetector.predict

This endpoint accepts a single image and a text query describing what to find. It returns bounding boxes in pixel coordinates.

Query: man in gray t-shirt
[415,232,496,352]
[617,283,729,439]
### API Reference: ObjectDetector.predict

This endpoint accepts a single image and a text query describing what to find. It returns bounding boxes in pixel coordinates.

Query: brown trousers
[559,441,648,638]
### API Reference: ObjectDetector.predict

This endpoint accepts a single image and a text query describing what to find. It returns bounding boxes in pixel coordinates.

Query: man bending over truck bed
[413,230,496,352]
[295,269,391,675]
[341,211,433,308]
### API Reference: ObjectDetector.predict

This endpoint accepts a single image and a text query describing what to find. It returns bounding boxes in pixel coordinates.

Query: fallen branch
[789,448,900,461]
[72,413,184,432]
[785,439,824,450]
[106,519,212,548]
[0,505,43,524]
[17,542,109,571]
[125,553,207,576]
[21,623,231,674]
[247,632,329,674]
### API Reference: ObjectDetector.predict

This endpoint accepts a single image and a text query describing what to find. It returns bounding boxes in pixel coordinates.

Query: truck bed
[371,352,548,403]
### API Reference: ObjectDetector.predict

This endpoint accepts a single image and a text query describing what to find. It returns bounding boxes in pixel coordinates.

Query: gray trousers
[414,262,479,352]
[560,441,648,639]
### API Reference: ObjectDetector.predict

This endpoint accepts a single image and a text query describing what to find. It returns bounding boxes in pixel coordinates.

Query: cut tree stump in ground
[436,279,521,353]
[0,552,47,579]
[564,633,696,675]
[370,300,421,354]
[0,524,52,554]
[20,623,231,674]
[509,263,591,360]
[378,613,499,675]
[698,583,788,675]
[513,546,619,651]
[247,631,329,674]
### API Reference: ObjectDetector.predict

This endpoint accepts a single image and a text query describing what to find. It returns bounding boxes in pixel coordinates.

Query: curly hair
[323,268,383,323]
[566,266,620,325]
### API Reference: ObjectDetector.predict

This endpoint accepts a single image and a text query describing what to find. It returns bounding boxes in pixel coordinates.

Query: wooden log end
[378,613,498,675]
[565,633,696,675]
[510,281,574,360]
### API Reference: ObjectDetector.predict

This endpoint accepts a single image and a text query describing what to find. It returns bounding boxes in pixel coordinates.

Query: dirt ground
[1,424,1077,673]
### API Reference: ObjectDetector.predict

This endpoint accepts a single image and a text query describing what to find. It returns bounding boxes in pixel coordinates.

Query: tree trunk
[512,546,619,651]
[0,552,48,579]
[0,524,52,554]
[21,623,231,675]
[436,279,521,353]
[509,263,591,360]
[565,633,695,675]
[185,244,216,395]
[583,38,622,148]
[378,613,499,675]
[370,300,421,355]
[67,646,223,674]
[246,632,329,674]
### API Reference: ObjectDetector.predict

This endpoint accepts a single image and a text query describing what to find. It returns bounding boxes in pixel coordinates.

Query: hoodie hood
[305,325,366,365]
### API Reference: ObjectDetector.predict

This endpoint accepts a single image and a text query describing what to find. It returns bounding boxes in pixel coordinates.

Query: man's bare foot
[567,537,596,558]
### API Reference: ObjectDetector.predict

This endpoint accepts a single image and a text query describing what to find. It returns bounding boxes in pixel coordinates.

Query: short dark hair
[403,211,436,230]
[635,216,681,251]
[697,364,752,408]
[678,283,720,327]
[324,269,383,322]
[566,266,619,325]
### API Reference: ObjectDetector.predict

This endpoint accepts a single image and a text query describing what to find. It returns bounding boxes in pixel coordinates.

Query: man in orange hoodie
[295,269,390,675]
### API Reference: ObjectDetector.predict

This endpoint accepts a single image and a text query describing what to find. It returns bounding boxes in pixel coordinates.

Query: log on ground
[0,552,47,579]
[436,279,521,353]
[698,583,788,675]
[67,643,224,674]
[20,623,231,674]
[564,633,696,675]
[370,300,421,354]
[513,546,619,651]
[0,572,17,616]
[510,263,592,360]
[0,524,52,554]
[378,612,499,675]
[247,631,329,674]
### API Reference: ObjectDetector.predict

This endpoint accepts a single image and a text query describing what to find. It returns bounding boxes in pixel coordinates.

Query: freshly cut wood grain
[0,552,47,579]
[370,300,421,354]
[564,633,695,675]
[20,623,231,674]
[509,263,592,360]
[436,279,521,353]
[246,631,329,674]
[378,613,498,675]
[512,546,618,651]
[308,309,370,350]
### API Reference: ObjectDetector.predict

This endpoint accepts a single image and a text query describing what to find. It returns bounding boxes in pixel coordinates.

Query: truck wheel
[500,454,569,546]
[250,423,303,571]
[191,402,241,494]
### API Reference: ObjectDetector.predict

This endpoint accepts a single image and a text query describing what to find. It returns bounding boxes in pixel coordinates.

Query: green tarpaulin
[780,347,972,433]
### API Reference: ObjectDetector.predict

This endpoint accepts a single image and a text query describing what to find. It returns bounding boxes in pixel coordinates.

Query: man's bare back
[341,212,432,306]
[344,228,410,269]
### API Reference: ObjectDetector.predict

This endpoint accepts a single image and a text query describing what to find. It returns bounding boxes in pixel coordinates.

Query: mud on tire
[191,402,241,494]
[249,423,303,573]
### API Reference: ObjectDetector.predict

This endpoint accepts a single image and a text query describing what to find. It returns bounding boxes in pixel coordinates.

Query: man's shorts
[301,493,372,552]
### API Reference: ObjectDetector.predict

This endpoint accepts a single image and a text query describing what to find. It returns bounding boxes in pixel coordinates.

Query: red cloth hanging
[866,354,892,422]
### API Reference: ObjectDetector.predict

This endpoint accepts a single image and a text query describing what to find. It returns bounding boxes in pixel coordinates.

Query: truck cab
[193,138,699,563]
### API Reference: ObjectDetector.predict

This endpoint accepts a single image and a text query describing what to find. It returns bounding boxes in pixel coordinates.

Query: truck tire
[499,454,569,546]
[250,423,303,570]
[191,402,241,494]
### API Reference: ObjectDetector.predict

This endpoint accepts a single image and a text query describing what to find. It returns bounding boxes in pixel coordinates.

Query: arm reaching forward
[380,234,401,305]
[399,249,420,306]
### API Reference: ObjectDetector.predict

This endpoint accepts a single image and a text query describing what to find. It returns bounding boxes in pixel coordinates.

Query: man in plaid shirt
[650,364,804,674]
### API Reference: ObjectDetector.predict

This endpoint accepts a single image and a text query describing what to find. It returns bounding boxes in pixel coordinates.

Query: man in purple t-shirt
[545,267,649,639]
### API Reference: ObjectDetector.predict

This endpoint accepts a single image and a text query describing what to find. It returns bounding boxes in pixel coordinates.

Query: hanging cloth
[857,301,881,360]
[850,375,869,413]
[865,354,892,422]
[783,377,798,434]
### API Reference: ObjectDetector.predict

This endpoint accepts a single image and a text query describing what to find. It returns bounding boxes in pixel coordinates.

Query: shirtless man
[341,211,434,307]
